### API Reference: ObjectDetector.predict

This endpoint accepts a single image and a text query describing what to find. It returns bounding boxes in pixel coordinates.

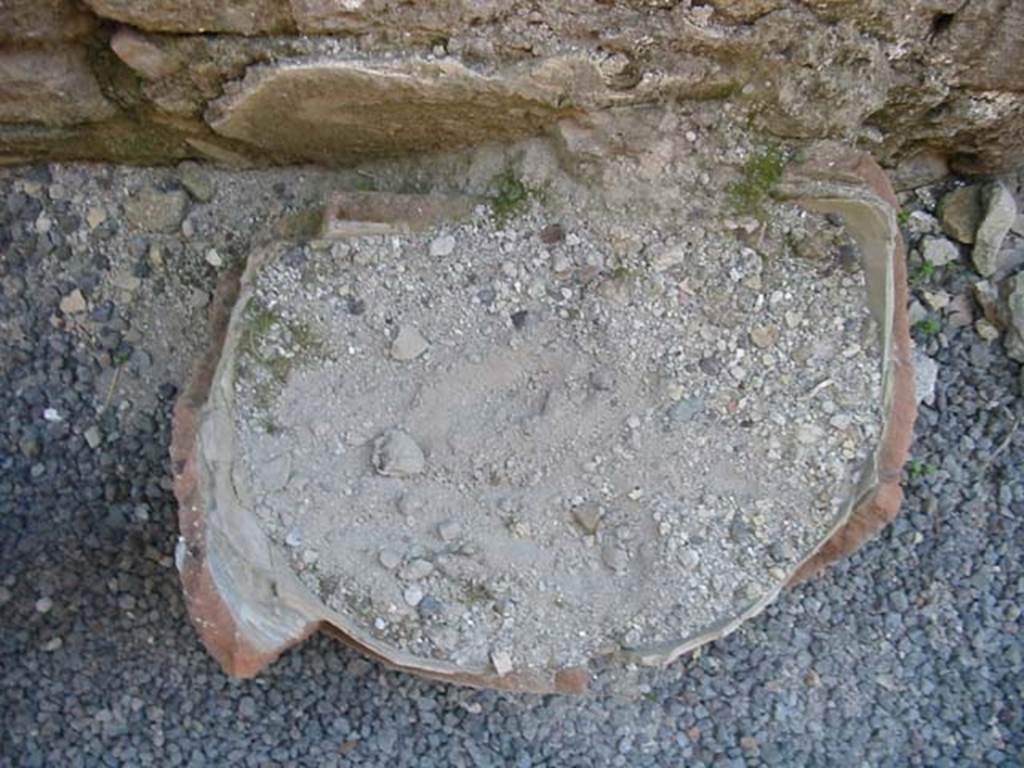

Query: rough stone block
[0,0,95,43]
[83,0,292,35]
[0,48,116,126]
[110,27,181,80]
[207,59,581,164]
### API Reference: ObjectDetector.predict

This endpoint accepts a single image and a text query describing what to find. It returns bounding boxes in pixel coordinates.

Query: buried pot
[170,145,916,693]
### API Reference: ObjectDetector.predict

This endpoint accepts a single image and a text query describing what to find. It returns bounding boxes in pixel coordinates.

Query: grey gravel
[1,163,1022,768]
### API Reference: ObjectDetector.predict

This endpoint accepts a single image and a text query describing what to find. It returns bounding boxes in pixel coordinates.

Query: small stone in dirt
[391,326,430,361]
[403,584,424,607]
[438,520,462,542]
[975,318,1000,342]
[490,649,513,677]
[372,429,426,477]
[728,513,753,543]
[42,637,63,652]
[84,425,102,449]
[946,293,974,327]
[572,505,602,535]
[85,207,107,229]
[648,243,686,272]
[937,185,983,244]
[110,272,141,293]
[539,223,564,244]
[601,543,629,572]
[919,236,959,267]
[668,398,704,424]
[921,290,950,312]
[679,548,700,569]
[205,248,223,268]
[830,413,852,430]
[378,549,402,569]
[35,597,53,614]
[796,424,824,445]
[417,595,444,620]
[429,234,456,257]
[589,370,614,391]
[510,310,529,330]
[972,182,1017,277]
[59,289,87,315]
[972,280,1001,325]
[911,349,938,405]
[123,186,188,233]
[43,408,61,422]
[147,244,164,269]
[177,161,215,202]
[749,325,778,349]
[907,300,928,326]
[284,528,302,548]
[346,295,366,316]
[400,559,433,581]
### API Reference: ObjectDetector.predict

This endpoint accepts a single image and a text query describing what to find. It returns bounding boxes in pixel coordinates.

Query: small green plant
[462,581,494,607]
[897,209,911,226]
[914,317,941,336]
[907,459,937,481]
[352,173,378,192]
[489,170,530,223]
[238,300,325,404]
[910,259,936,285]
[726,145,786,219]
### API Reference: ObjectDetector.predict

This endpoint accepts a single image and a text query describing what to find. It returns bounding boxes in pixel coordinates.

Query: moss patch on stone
[726,145,786,219]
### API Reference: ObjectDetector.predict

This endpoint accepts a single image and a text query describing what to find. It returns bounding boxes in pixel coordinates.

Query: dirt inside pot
[220,161,885,675]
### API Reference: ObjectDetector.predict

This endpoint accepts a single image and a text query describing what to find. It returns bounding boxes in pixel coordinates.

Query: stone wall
[1,0,1022,174]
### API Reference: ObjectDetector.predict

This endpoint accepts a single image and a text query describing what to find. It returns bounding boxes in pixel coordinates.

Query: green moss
[489,170,530,223]
[238,300,325,406]
[462,581,494,608]
[279,207,324,241]
[907,459,937,482]
[914,317,941,336]
[910,259,936,285]
[726,145,786,219]
[352,174,378,192]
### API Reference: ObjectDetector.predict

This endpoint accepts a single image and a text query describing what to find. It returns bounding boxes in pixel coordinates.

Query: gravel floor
[2,163,1023,767]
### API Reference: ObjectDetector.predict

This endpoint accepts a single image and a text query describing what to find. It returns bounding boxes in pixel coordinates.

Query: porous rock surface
[0,1,1022,173]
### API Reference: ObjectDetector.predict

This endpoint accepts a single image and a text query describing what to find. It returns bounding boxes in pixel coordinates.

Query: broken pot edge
[170,144,917,692]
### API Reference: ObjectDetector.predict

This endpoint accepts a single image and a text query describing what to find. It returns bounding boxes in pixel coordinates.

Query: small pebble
[601,544,629,572]
[378,549,402,569]
[59,290,87,315]
[438,521,463,542]
[400,559,434,581]
[429,234,456,257]
[572,505,602,535]
[403,584,424,607]
[490,650,514,677]
[35,597,53,614]
[390,326,430,361]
